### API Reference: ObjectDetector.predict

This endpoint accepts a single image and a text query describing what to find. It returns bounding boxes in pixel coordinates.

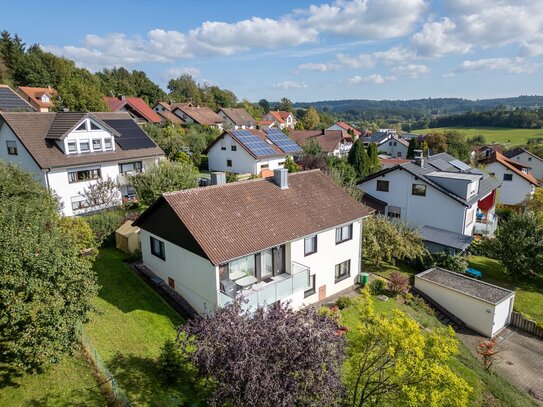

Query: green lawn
[340,295,537,407]
[363,257,415,280]
[426,127,543,146]
[0,352,105,407]
[85,248,190,406]
[468,255,543,326]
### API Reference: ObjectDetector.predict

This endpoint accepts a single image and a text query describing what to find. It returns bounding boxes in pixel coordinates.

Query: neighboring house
[152,101,189,125]
[206,128,302,176]
[262,110,297,129]
[257,120,275,129]
[364,130,409,158]
[16,86,56,112]
[0,111,164,216]
[290,130,353,157]
[218,107,256,129]
[0,85,35,112]
[358,151,501,252]
[327,121,362,139]
[171,104,224,129]
[379,157,410,169]
[479,150,538,206]
[133,169,373,314]
[504,147,543,181]
[104,96,162,124]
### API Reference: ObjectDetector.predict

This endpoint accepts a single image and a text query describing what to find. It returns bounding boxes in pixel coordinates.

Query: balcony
[219,262,309,310]
[474,213,498,235]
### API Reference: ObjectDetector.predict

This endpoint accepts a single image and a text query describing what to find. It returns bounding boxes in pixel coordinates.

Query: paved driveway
[457,327,543,405]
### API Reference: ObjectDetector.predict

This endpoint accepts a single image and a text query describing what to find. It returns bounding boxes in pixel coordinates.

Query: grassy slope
[468,255,543,325]
[85,248,188,406]
[426,127,543,146]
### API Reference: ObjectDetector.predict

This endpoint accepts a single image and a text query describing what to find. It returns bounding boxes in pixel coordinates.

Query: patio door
[272,245,285,276]
[261,249,273,280]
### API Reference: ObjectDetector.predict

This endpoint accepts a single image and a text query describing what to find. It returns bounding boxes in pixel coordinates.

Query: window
[335,260,351,283]
[67,141,77,153]
[466,209,474,226]
[278,161,285,166]
[92,139,102,151]
[227,159,232,167]
[229,254,255,280]
[167,277,175,289]
[503,173,513,181]
[376,180,389,192]
[221,142,226,151]
[70,196,88,211]
[528,157,532,162]
[104,138,112,150]
[150,236,165,260]
[89,121,100,130]
[119,161,142,174]
[261,164,269,169]
[304,274,316,298]
[412,184,427,196]
[231,145,237,151]
[393,141,397,146]
[6,140,17,155]
[304,235,317,256]
[68,168,101,183]
[397,152,402,158]
[79,141,90,153]
[336,224,353,244]
[387,206,401,219]
[75,122,87,131]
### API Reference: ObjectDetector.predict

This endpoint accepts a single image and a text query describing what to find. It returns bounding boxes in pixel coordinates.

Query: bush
[387,272,409,296]
[86,210,124,247]
[199,155,209,171]
[226,172,238,183]
[469,238,498,258]
[158,339,186,385]
[369,278,386,295]
[404,293,435,316]
[335,296,353,310]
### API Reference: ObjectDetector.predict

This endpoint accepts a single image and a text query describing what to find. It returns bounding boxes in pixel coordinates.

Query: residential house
[0,85,35,112]
[171,104,224,129]
[152,101,188,125]
[327,121,362,139]
[262,110,297,130]
[16,86,56,112]
[504,147,543,181]
[133,169,373,314]
[218,107,256,129]
[206,128,302,176]
[257,120,275,129]
[379,157,410,169]
[358,151,501,252]
[0,111,164,216]
[104,96,162,124]
[364,129,409,158]
[479,150,538,206]
[290,129,353,157]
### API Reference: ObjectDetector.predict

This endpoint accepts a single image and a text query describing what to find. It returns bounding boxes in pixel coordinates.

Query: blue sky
[2,0,542,102]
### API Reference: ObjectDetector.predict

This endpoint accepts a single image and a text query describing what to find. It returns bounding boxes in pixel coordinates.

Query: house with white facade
[16,86,56,112]
[217,107,256,129]
[290,129,353,157]
[206,128,302,176]
[327,121,362,139]
[261,110,297,130]
[133,169,373,314]
[504,147,543,181]
[171,104,224,129]
[479,150,538,206]
[0,111,164,216]
[364,130,409,158]
[358,151,501,252]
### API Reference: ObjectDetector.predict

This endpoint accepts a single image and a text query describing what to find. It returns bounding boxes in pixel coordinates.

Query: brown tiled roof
[17,86,56,109]
[0,111,164,169]
[173,105,224,125]
[479,151,539,186]
[136,170,373,265]
[157,110,185,125]
[290,130,351,153]
[155,101,193,112]
[104,96,162,123]
[335,121,362,137]
[219,107,256,127]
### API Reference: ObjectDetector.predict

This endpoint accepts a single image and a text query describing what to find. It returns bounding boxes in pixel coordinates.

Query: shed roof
[419,225,473,251]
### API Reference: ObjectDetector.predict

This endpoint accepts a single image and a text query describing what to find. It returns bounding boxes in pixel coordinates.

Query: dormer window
[104,138,112,150]
[92,139,102,151]
[75,122,87,131]
[67,141,77,153]
[89,121,100,131]
[80,141,90,153]
[41,95,50,103]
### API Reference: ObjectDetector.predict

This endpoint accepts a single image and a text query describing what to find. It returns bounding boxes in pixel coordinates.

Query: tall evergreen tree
[406,138,418,159]
[367,143,380,174]
[348,140,370,178]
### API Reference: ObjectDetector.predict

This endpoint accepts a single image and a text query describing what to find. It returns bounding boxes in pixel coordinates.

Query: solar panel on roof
[0,87,34,111]
[102,119,156,150]
[449,159,471,171]
[428,158,452,171]
[264,128,303,154]
[231,130,278,156]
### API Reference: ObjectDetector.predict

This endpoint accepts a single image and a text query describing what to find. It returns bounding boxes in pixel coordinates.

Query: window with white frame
[412,184,426,196]
[74,122,87,131]
[150,236,165,260]
[6,140,17,155]
[68,168,101,183]
[89,121,100,130]
[304,274,316,298]
[387,206,401,219]
[79,141,90,153]
[335,260,350,283]
[119,161,142,174]
[70,195,88,211]
[67,141,77,153]
[304,235,317,256]
[104,138,113,150]
[92,139,102,151]
[336,224,353,244]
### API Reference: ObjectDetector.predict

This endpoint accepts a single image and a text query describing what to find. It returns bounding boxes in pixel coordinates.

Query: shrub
[336,295,353,310]
[369,278,386,295]
[226,171,238,183]
[86,210,124,247]
[405,294,435,316]
[387,272,409,296]
[469,238,498,258]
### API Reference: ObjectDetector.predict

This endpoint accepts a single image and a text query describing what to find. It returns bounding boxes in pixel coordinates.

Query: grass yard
[362,256,415,280]
[340,294,538,407]
[85,248,190,406]
[426,127,543,146]
[468,255,543,326]
[0,352,105,407]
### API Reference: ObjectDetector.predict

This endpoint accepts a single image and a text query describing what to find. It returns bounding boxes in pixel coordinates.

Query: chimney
[120,95,126,101]
[273,168,288,190]
[210,172,226,185]
[414,149,424,167]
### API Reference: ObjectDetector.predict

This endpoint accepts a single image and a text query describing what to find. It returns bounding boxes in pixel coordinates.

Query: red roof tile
[104,96,161,123]
[479,151,539,186]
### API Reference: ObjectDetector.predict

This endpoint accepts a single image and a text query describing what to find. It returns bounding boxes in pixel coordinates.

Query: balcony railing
[474,214,498,235]
[219,262,310,310]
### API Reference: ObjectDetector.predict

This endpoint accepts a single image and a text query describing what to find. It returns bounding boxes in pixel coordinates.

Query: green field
[425,127,543,146]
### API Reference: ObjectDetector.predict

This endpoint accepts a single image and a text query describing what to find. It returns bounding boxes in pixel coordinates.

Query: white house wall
[510,152,543,180]
[377,139,409,158]
[140,230,218,314]
[492,296,514,337]
[486,162,535,205]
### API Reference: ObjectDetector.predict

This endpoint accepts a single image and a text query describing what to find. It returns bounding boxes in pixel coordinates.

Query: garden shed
[414,267,515,337]
[115,220,141,254]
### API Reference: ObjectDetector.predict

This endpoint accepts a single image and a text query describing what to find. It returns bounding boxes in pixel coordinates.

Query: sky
[1,0,543,102]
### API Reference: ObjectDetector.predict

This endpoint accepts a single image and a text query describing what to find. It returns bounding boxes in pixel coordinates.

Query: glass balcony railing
[474,214,498,235]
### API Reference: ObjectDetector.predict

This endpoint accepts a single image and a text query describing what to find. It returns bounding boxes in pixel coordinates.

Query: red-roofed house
[262,110,297,129]
[17,86,56,112]
[104,96,161,124]
[327,121,362,139]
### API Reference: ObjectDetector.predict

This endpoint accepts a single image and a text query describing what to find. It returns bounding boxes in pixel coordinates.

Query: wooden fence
[509,311,543,338]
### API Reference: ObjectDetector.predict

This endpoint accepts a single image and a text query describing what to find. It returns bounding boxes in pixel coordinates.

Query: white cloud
[391,64,429,78]
[160,66,201,81]
[272,81,308,89]
[411,18,471,57]
[456,57,543,74]
[347,74,396,84]
[295,62,340,72]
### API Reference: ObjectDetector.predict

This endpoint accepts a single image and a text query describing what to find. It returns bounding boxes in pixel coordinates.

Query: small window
[92,139,102,151]
[528,157,532,162]
[6,140,17,155]
[503,174,513,181]
[376,180,389,192]
[75,122,87,131]
[397,152,402,158]
[79,141,90,153]
[412,184,426,196]
[150,236,165,260]
[278,161,285,166]
[104,138,112,150]
[393,141,397,146]
[67,141,77,153]
[221,142,226,151]
[119,161,142,174]
[336,224,353,244]
[70,196,88,211]
[231,145,237,151]
[335,260,351,283]
[261,164,269,169]
[227,159,232,167]
[387,206,401,219]
[167,277,175,289]
[89,121,100,130]
[304,274,316,298]
[304,235,317,256]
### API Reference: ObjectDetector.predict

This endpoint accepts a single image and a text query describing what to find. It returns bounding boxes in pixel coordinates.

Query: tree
[495,212,543,279]
[79,177,121,212]
[258,98,270,112]
[425,132,447,154]
[366,143,380,174]
[167,74,201,104]
[283,155,299,173]
[175,300,345,407]
[56,69,108,112]
[130,160,199,205]
[302,137,322,156]
[344,289,472,407]
[406,137,418,159]
[302,107,320,130]
[445,130,470,161]
[278,97,293,112]
[0,162,98,371]
[348,140,370,178]
[524,187,543,221]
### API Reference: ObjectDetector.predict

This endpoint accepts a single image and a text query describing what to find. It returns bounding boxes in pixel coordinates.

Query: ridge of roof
[480,151,539,186]
[504,147,543,163]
